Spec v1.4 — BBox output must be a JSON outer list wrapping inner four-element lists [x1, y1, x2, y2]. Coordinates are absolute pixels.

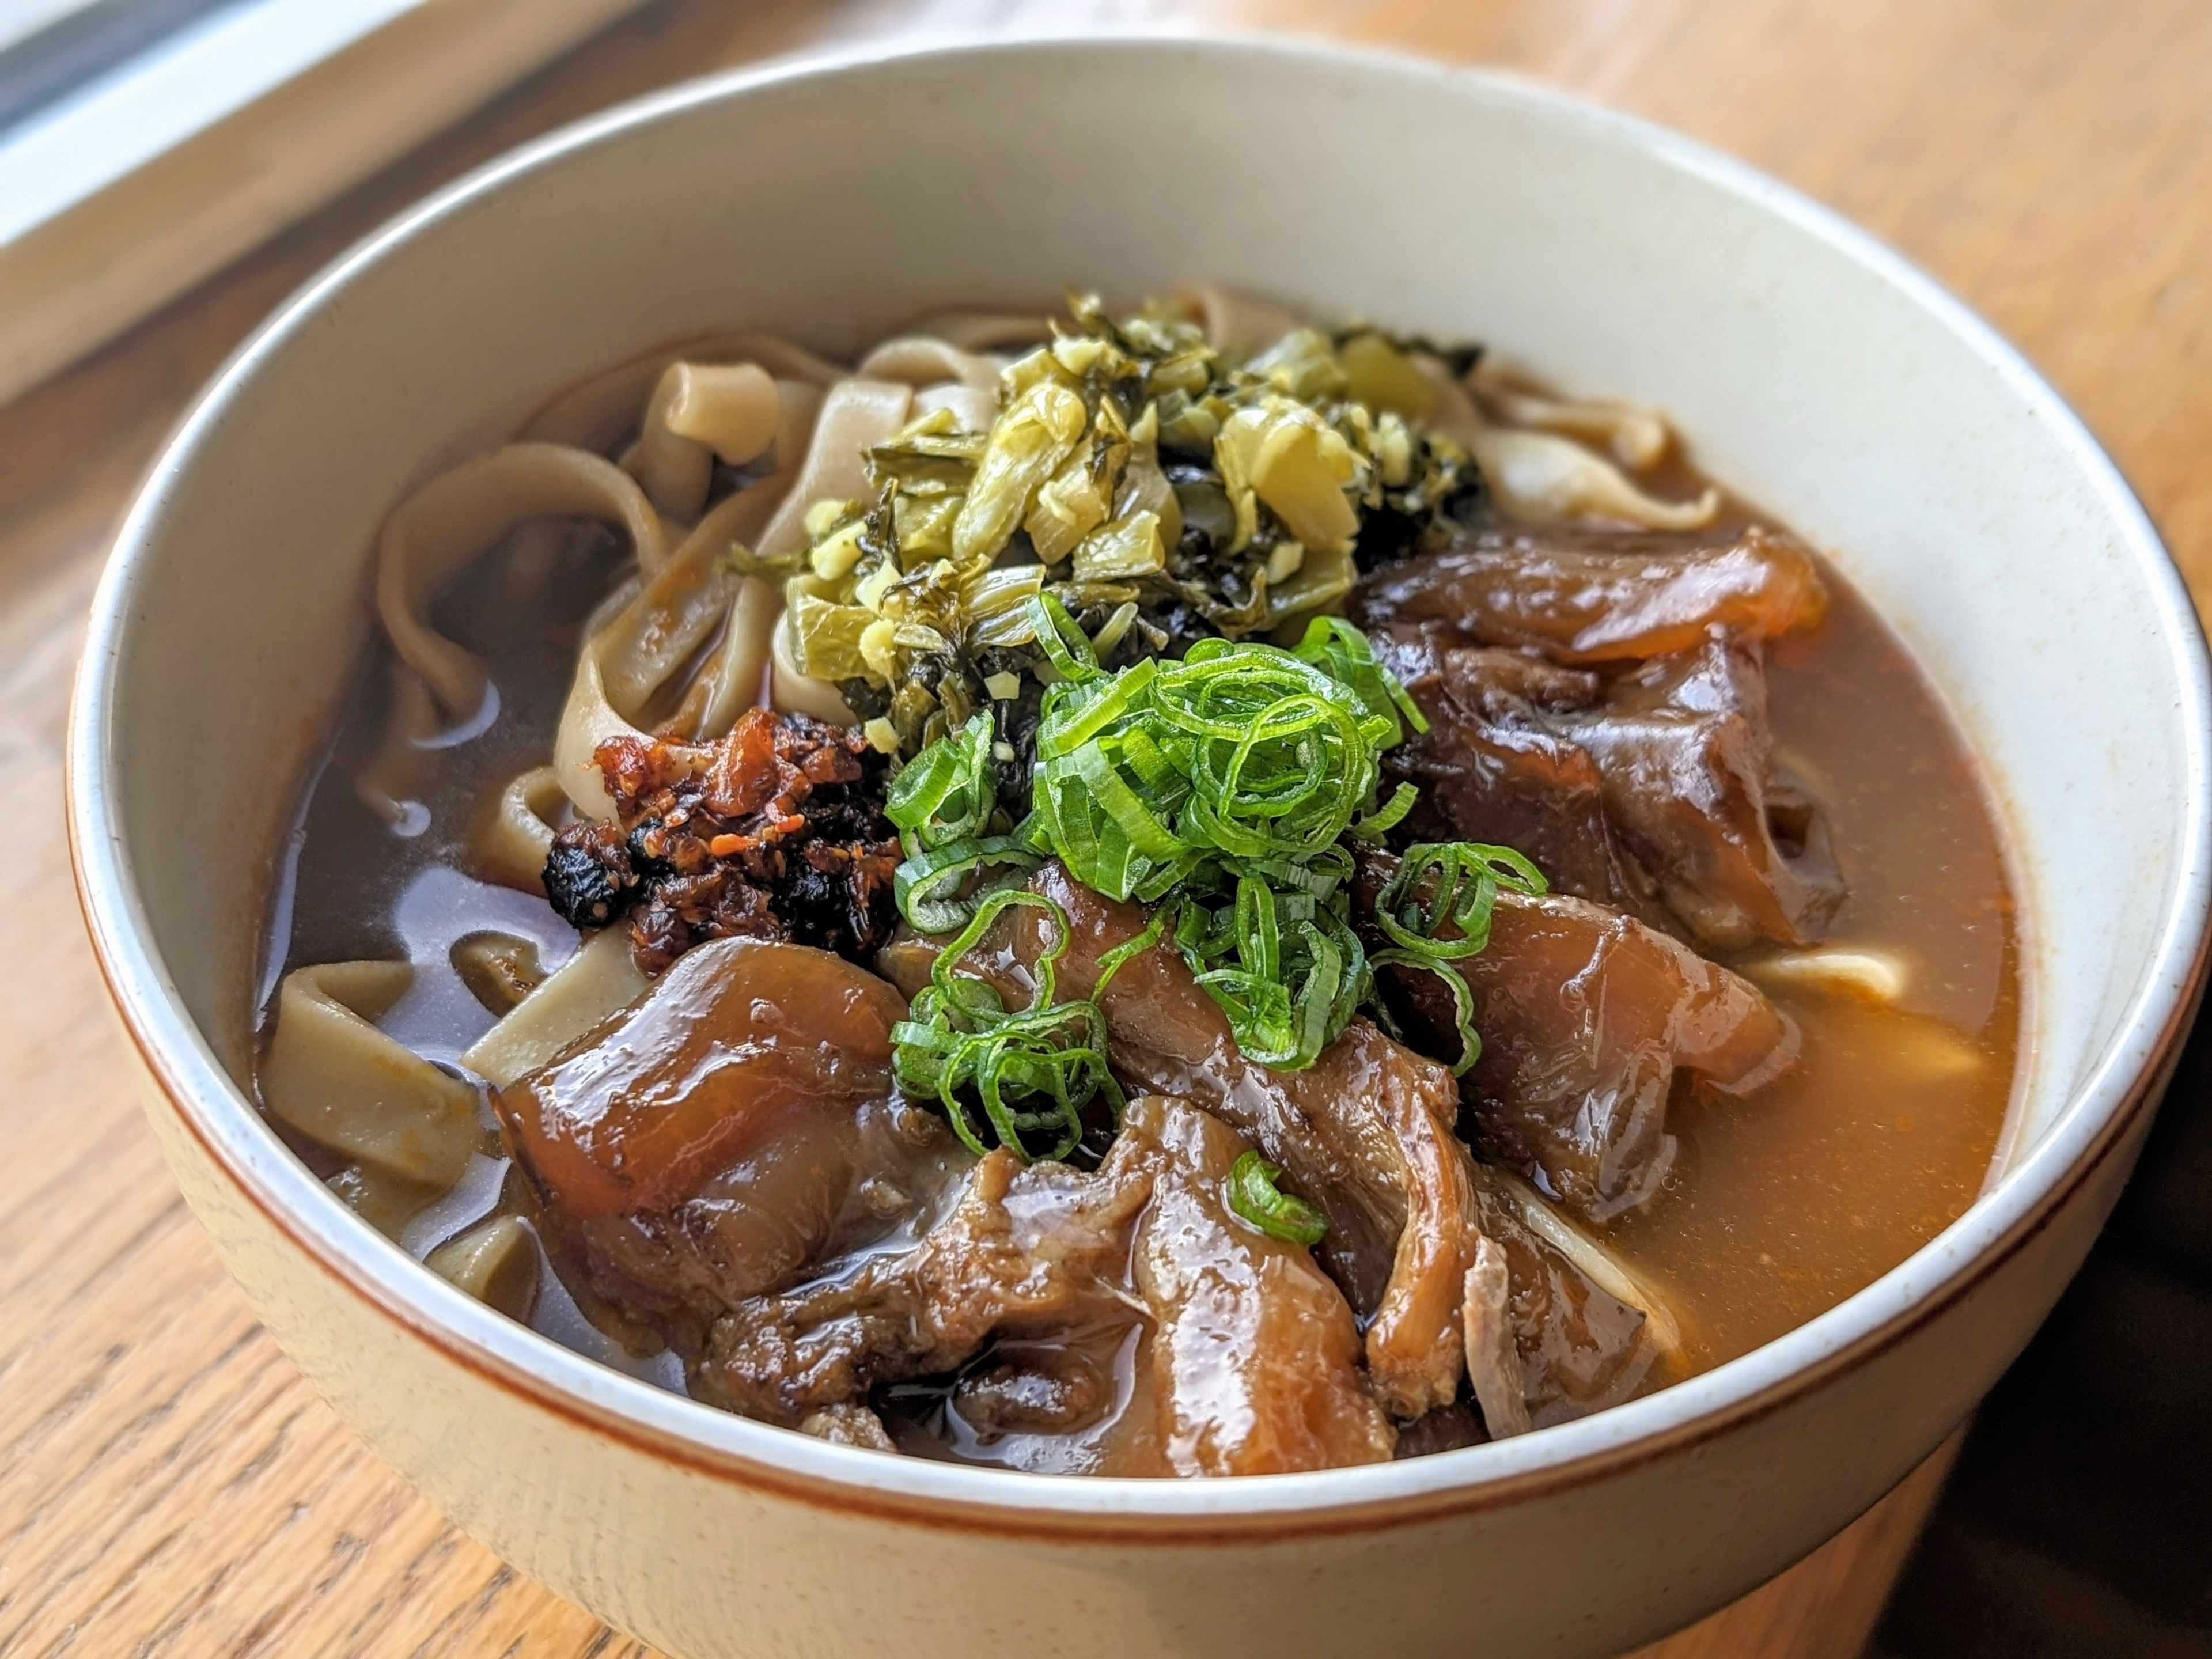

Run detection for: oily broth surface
[[1599, 571, 2017, 1372], [257, 511, 2019, 1445]]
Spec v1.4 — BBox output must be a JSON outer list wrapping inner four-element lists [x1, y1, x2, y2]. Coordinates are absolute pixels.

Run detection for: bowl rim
[[66, 31, 2212, 1535]]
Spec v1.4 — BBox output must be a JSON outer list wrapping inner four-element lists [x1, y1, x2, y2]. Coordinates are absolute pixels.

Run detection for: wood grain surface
[[3, 1, 2206, 1654]]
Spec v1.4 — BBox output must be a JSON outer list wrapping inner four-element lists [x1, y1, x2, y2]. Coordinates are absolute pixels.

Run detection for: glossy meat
[[888, 873, 1488, 1418], [700, 1135, 1156, 1427], [493, 938, 963, 1319], [703, 1094, 1392, 1474], [1347, 521, 1826, 664], [1471, 1171, 1668, 1426], [903, 864, 1486, 1418], [1374, 629, 1677, 933], [1358, 850, 1798, 1222], [1559, 639, 1844, 947], [1378, 627, 1844, 948], [1131, 1097, 1396, 1474]]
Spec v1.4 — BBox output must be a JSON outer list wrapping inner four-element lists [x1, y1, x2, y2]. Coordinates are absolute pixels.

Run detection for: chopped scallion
[[1225, 1151, 1328, 1245]]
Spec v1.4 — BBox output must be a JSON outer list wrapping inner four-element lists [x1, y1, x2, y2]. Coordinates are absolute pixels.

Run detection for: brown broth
[[1600, 573, 2017, 1371], [257, 488, 2018, 1450]]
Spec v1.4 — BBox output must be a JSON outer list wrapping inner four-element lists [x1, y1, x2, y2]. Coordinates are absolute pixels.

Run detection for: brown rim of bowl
[[62, 35, 2212, 1546]]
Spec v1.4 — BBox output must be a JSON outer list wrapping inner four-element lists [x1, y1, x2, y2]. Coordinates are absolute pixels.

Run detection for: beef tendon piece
[[885, 863, 1488, 1419], [1378, 628, 1844, 949], [491, 937, 964, 1322], [703, 1094, 1395, 1476], [1358, 850, 1798, 1224], [1346, 521, 1827, 664], [542, 706, 901, 975], [1131, 1096, 1396, 1475]]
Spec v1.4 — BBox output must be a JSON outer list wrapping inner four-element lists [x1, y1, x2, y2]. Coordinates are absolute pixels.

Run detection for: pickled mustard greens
[[778, 294, 1481, 774]]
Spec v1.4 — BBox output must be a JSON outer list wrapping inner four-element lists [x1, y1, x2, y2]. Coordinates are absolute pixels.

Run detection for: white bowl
[[68, 35, 2212, 1659]]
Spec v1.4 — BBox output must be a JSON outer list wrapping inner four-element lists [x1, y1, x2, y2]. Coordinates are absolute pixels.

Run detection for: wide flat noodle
[[893, 309, 1053, 352], [520, 330, 846, 454], [856, 337, 1003, 393], [377, 444, 669, 719], [754, 377, 914, 558], [475, 764, 565, 894], [263, 962, 480, 1189], [620, 361, 782, 522], [912, 382, 998, 431], [1173, 285, 1308, 356], [1469, 361, 1671, 471], [460, 928, 650, 1088], [1423, 361, 1717, 530], [550, 381, 828, 817], [1467, 425, 1719, 529]]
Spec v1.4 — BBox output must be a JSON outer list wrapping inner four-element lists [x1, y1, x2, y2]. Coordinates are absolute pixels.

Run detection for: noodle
[[377, 444, 666, 717]]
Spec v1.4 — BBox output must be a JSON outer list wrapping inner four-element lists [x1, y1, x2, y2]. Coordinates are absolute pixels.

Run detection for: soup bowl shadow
[[65, 35, 2212, 1659]]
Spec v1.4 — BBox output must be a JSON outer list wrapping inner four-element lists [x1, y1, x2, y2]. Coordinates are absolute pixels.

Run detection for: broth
[[252, 304, 2020, 1471], [262, 520, 2017, 1423]]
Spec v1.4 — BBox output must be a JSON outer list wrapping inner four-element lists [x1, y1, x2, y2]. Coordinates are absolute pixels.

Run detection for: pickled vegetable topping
[[778, 294, 1484, 777]]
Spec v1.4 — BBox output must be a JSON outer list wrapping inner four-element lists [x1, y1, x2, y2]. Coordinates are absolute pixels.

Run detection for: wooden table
[[3, 1, 2206, 1653]]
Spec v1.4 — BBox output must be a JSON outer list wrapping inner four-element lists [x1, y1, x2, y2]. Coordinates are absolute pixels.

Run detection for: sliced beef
[[1346, 521, 1827, 664], [1357, 849, 1798, 1223], [884, 863, 1486, 1418], [1131, 1096, 1395, 1474], [699, 1134, 1157, 1427], [491, 938, 965, 1321], [1470, 1169, 1671, 1427], [1377, 627, 1843, 948], [700, 1093, 1392, 1474], [1374, 628, 1677, 934], [1555, 639, 1844, 947]]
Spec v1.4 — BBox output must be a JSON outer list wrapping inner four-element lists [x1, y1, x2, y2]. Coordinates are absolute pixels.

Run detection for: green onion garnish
[[884, 711, 1043, 933], [889, 888, 1122, 1161], [882, 596, 1550, 1148], [1025, 593, 1397, 902], [1225, 1151, 1328, 1245], [1372, 841, 1548, 960], [885, 710, 997, 854], [1289, 615, 1429, 745], [1366, 842, 1546, 1075]]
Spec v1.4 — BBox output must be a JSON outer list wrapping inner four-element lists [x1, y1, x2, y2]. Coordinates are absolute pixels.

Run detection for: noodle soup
[[255, 292, 2016, 1474]]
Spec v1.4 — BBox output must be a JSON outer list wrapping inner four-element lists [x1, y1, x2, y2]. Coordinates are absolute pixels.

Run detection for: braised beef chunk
[[885, 863, 1487, 1419], [1377, 626, 1843, 949], [1131, 1097, 1395, 1474], [1356, 849, 1798, 1223], [542, 708, 900, 974], [699, 1138, 1157, 1428], [1471, 1169, 1671, 1426], [491, 938, 965, 1321], [1560, 640, 1844, 946], [953, 1344, 1119, 1438], [1346, 521, 1827, 664], [701, 1094, 1393, 1475], [1376, 628, 1678, 934]]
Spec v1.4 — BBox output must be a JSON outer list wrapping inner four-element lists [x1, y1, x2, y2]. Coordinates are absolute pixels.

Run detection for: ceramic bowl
[[67, 35, 2212, 1659]]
